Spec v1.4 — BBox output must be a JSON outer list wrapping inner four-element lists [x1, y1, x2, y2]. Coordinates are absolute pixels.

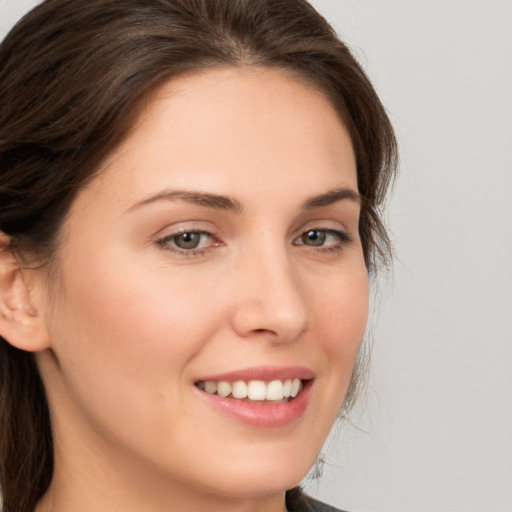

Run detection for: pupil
[[176, 232, 200, 249], [304, 230, 325, 246]]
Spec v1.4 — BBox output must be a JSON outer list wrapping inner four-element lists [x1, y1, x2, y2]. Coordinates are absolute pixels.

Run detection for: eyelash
[[156, 230, 219, 258], [156, 228, 352, 257], [293, 228, 352, 253]]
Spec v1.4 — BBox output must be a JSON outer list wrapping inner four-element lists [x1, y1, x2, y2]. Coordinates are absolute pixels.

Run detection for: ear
[[0, 233, 51, 352]]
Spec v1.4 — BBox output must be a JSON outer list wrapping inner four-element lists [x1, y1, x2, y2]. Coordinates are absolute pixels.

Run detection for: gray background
[[1, 1, 511, 511]]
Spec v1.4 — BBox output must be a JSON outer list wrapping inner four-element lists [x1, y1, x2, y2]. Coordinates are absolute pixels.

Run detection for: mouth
[[194, 378, 305, 403], [193, 369, 314, 427]]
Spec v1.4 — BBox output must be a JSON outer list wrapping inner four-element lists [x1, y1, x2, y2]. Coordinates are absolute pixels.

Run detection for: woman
[[0, 1, 397, 511]]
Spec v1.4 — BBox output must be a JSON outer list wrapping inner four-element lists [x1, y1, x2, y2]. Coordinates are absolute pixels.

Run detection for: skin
[[2, 67, 368, 512]]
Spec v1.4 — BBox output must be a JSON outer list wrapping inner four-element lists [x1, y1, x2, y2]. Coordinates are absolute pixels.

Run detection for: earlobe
[[0, 233, 51, 352]]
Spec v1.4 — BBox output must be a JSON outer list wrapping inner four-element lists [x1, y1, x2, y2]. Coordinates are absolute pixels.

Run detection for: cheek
[[52, 259, 219, 372], [46, 248, 226, 424], [309, 266, 369, 406], [43, 254, 231, 467], [314, 267, 369, 355]]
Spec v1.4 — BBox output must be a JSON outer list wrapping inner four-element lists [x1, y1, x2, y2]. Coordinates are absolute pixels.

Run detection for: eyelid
[[153, 219, 219, 243]]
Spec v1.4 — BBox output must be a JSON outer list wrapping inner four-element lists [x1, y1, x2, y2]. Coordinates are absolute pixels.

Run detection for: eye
[[157, 230, 215, 252], [295, 228, 350, 249]]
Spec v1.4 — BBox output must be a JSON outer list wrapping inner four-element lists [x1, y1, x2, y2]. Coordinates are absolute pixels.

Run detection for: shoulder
[[286, 488, 349, 512]]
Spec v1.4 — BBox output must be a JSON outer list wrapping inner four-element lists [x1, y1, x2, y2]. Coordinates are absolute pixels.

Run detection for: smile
[[195, 378, 303, 402], [194, 368, 314, 427]]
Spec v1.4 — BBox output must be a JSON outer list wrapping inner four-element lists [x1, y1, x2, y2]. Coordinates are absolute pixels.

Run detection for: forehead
[[79, 67, 357, 212]]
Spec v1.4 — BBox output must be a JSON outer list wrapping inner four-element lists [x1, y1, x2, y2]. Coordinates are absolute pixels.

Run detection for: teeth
[[232, 381, 248, 399], [290, 378, 301, 398], [217, 381, 231, 398], [204, 381, 217, 394], [248, 380, 267, 400], [199, 378, 304, 401], [266, 380, 284, 400], [283, 379, 292, 398]]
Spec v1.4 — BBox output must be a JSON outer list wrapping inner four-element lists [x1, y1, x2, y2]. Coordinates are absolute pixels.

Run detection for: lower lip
[[196, 380, 313, 428]]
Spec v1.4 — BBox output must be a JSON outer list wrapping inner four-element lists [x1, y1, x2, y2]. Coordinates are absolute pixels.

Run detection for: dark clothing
[[286, 488, 347, 512]]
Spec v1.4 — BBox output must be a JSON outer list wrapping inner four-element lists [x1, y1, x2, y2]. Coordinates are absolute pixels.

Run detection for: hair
[[0, 1, 397, 510]]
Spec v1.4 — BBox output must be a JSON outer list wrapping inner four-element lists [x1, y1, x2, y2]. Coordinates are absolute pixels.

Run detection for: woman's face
[[38, 67, 368, 505]]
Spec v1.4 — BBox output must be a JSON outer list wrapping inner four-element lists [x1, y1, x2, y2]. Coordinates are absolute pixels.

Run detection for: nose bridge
[[229, 240, 308, 341]]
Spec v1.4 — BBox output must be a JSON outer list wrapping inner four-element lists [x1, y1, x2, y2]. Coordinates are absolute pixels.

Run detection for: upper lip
[[195, 366, 315, 383]]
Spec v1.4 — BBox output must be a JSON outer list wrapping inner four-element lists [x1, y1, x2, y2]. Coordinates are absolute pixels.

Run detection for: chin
[[203, 466, 307, 500], [194, 441, 318, 499]]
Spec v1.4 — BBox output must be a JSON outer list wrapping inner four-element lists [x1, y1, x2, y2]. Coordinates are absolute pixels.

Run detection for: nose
[[228, 247, 308, 343]]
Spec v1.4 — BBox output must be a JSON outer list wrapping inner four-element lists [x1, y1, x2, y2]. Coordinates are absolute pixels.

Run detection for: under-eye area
[[195, 378, 311, 402]]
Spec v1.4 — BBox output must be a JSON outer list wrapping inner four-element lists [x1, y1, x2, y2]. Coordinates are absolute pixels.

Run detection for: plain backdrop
[[1, 1, 511, 511]]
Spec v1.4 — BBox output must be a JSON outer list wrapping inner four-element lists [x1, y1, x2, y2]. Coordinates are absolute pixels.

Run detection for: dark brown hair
[[0, 1, 397, 510]]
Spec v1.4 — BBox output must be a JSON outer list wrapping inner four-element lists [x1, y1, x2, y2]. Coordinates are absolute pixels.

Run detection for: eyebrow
[[303, 188, 361, 209], [127, 186, 360, 213], [127, 189, 243, 213]]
